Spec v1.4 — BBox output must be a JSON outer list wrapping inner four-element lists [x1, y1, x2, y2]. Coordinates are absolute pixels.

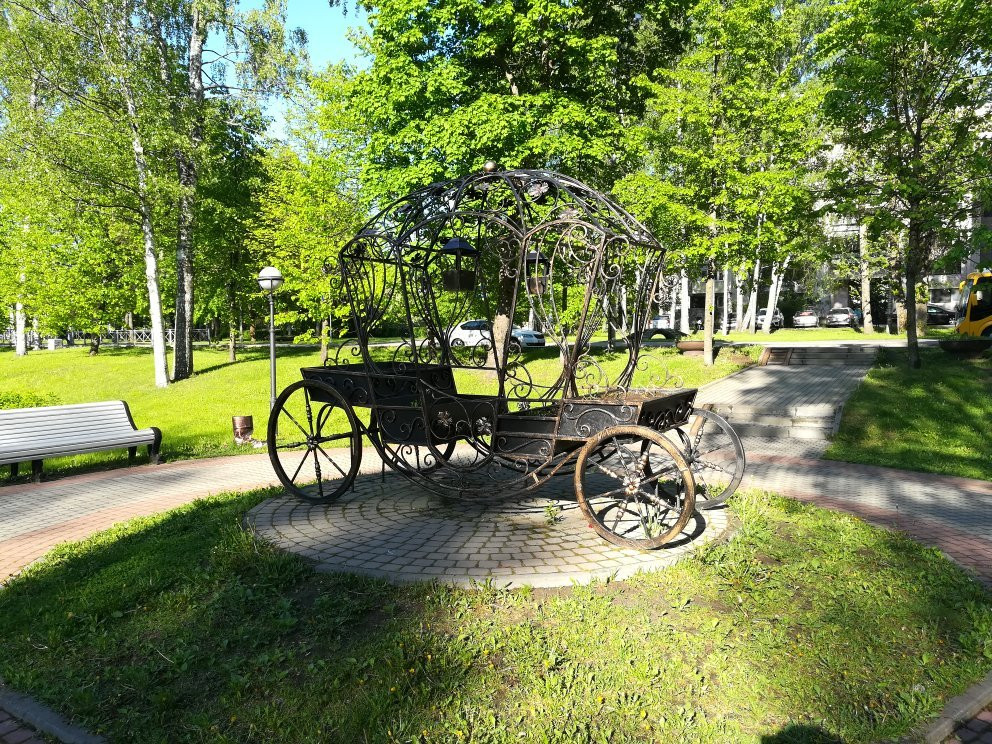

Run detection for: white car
[[792, 308, 820, 328], [757, 307, 784, 330], [448, 320, 545, 350], [643, 315, 676, 340]]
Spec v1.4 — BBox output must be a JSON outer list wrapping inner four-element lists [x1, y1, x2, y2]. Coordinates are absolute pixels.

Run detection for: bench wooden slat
[[0, 430, 156, 453], [0, 422, 149, 442]]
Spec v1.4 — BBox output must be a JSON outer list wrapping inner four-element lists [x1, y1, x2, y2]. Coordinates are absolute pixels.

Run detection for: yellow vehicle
[[956, 270, 992, 337]]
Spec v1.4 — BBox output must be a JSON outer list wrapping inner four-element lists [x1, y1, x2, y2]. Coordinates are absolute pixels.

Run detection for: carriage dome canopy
[[336, 168, 670, 398]]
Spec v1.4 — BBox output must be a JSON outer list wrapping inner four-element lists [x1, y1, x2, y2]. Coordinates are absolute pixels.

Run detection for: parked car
[[448, 320, 546, 350], [825, 307, 857, 327], [756, 307, 784, 330], [792, 308, 820, 329], [926, 304, 955, 325], [643, 315, 672, 340], [509, 326, 546, 349]]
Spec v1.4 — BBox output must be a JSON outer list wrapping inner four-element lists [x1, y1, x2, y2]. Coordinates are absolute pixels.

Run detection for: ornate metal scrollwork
[[312, 167, 693, 498]]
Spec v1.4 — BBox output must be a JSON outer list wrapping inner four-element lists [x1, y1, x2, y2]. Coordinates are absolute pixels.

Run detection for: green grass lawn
[[0, 344, 759, 477], [825, 347, 992, 481], [1, 488, 990, 742]]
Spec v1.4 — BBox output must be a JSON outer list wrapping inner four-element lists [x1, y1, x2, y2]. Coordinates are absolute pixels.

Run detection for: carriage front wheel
[[575, 425, 696, 550], [267, 379, 362, 503]]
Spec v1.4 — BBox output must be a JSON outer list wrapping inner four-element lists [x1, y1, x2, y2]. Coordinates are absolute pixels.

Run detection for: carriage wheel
[[575, 425, 695, 550], [671, 408, 745, 509], [267, 379, 362, 503]]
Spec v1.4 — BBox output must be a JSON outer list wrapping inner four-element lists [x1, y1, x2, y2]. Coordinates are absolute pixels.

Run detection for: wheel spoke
[[304, 388, 315, 432], [588, 457, 626, 482], [609, 492, 637, 532], [314, 432, 353, 444], [695, 458, 733, 476], [591, 484, 629, 501], [313, 455, 325, 499], [288, 448, 313, 484], [279, 406, 310, 439], [276, 439, 309, 450], [611, 436, 636, 477], [314, 443, 348, 478]]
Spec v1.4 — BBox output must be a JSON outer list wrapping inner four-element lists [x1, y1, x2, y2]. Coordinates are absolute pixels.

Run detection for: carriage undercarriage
[[268, 362, 744, 550]]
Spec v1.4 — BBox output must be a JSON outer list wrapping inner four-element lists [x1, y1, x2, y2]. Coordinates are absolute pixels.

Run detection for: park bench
[[0, 401, 161, 482]]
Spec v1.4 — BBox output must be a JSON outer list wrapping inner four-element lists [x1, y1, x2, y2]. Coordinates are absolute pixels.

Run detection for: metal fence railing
[[1, 328, 212, 347]]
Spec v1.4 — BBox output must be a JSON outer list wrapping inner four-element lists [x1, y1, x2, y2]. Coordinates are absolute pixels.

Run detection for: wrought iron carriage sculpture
[[266, 167, 744, 550]]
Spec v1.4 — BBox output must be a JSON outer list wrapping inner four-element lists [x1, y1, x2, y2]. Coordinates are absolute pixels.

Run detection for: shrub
[[0, 391, 61, 410]]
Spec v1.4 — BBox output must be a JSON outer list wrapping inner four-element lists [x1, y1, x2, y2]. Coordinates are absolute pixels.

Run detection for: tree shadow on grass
[[0, 490, 481, 742]]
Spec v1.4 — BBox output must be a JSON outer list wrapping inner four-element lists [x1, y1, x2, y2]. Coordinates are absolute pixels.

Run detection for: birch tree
[[1, 0, 173, 384]]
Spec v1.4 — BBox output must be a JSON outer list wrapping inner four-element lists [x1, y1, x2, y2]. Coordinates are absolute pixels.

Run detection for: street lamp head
[[257, 266, 284, 293]]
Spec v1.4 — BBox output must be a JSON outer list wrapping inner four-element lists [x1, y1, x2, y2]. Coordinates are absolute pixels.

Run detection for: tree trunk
[[319, 319, 329, 365], [905, 224, 923, 368], [770, 256, 790, 328], [226, 280, 238, 362], [89, 336, 101, 355], [679, 272, 691, 334], [859, 223, 874, 334], [490, 273, 516, 372], [735, 271, 744, 333], [761, 260, 786, 334], [669, 278, 678, 329], [228, 322, 237, 363], [171, 6, 206, 382], [14, 301, 27, 356], [721, 267, 730, 336], [110, 9, 168, 387], [743, 259, 761, 333], [703, 270, 715, 366]]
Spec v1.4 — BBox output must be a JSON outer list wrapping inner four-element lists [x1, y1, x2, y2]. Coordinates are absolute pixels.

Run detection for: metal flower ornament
[[266, 167, 745, 550]]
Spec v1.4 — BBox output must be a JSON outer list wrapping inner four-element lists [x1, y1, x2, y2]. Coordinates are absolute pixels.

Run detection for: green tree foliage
[[0, 0, 301, 383], [334, 0, 689, 201], [819, 0, 992, 366], [616, 0, 823, 358], [251, 71, 366, 355]]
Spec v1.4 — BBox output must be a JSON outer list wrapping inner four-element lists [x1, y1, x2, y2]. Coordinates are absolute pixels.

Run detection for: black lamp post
[[257, 266, 284, 409]]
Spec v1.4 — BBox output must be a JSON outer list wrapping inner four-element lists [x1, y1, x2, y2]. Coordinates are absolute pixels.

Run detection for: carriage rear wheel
[[267, 379, 362, 503], [671, 408, 744, 509], [575, 425, 696, 550]]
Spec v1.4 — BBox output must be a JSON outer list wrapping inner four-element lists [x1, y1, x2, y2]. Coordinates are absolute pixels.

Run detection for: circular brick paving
[[247, 471, 736, 588]]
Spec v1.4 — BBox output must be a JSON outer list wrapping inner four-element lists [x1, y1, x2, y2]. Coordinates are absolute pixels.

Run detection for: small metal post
[[268, 291, 277, 410]]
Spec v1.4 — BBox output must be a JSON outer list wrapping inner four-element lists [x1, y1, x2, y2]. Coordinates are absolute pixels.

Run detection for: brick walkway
[[247, 471, 733, 588], [0, 709, 42, 744], [947, 710, 992, 744]]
